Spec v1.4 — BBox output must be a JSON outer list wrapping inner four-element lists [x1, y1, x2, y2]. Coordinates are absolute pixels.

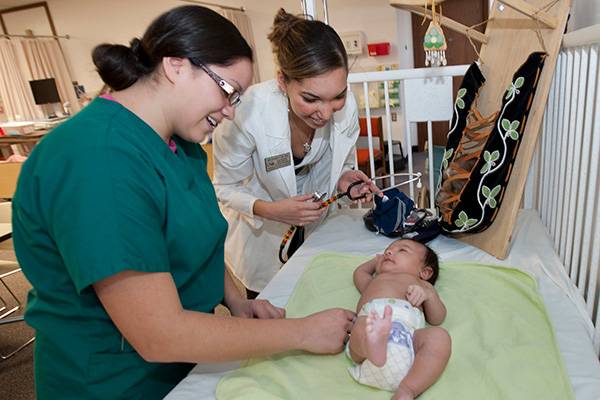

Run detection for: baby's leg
[[392, 326, 451, 400], [348, 305, 392, 367]]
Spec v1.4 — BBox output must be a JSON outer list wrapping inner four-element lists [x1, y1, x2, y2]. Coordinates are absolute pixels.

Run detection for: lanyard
[[278, 182, 365, 264]]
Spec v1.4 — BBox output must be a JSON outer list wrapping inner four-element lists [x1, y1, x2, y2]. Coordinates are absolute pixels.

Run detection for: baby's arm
[[353, 255, 380, 293], [406, 282, 446, 325]]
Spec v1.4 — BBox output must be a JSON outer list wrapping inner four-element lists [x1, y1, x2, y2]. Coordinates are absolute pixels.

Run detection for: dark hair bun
[[269, 8, 303, 46], [92, 43, 146, 91], [267, 8, 347, 81], [129, 38, 153, 68]]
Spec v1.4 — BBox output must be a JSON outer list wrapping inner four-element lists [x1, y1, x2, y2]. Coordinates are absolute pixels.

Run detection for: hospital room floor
[[0, 246, 34, 400]]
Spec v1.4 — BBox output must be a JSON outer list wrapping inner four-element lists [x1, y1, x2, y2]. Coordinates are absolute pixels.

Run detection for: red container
[[368, 42, 390, 56]]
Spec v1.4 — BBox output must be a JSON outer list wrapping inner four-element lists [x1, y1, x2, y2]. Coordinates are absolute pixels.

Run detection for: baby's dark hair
[[402, 238, 440, 285], [423, 243, 440, 285]]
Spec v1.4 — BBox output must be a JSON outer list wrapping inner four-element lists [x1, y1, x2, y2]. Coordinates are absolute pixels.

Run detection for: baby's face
[[377, 240, 427, 277]]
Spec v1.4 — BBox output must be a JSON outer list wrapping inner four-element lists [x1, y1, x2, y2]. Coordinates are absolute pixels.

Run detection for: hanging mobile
[[423, 0, 447, 67]]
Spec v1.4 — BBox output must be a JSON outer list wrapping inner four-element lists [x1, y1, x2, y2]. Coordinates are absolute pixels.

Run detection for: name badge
[[264, 152, 292, 172]]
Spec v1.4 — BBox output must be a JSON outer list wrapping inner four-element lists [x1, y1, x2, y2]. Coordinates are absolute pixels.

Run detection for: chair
[[0, 262, 21, 320], [0, 201, 34, 360], [356, 116, 386, 177]]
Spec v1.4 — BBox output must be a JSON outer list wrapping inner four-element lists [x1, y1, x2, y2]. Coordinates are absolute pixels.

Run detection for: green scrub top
[[12, 98, 227, 399]]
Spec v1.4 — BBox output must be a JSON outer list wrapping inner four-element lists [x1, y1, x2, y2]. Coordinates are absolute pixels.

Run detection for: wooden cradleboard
[[390, 0, 572, 258]]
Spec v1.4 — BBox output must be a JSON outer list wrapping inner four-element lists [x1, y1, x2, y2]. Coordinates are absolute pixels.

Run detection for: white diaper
[[347, 298, 425, 391]]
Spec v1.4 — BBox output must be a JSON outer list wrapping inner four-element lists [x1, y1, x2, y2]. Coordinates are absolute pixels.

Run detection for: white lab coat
[[213, 79, 359, 291]]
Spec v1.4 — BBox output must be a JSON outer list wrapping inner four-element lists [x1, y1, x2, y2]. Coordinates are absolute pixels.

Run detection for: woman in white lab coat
[[213, 9, 376, 297]]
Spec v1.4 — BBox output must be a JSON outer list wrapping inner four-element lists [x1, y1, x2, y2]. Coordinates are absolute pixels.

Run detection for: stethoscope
[[278, 181, 370, 264], [277, 172, 423, 264]]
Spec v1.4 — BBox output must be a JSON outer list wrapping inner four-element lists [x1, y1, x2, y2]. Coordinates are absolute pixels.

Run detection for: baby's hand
[[406, 284, 428, 307]]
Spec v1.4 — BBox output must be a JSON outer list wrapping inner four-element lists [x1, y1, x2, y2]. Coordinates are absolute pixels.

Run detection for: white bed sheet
[[166, 209, 600, 400]]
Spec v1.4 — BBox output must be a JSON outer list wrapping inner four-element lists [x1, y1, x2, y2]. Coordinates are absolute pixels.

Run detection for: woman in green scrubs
[[12, 6, 355, 399]]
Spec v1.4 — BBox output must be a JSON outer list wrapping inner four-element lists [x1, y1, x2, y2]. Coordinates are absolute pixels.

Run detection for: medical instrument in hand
[[278, 191, 327, 264], [278, 181, 373, 264], [279, 173, 423, 263], [316, 180, 372, 208]]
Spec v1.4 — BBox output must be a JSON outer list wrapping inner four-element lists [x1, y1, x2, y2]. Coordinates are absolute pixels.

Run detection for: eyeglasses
[[199, 64, 241, 107]]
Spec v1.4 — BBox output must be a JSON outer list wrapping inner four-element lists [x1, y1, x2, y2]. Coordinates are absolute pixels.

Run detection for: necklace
[[289, 115, 315, 154], [303, 142, 312, 154]]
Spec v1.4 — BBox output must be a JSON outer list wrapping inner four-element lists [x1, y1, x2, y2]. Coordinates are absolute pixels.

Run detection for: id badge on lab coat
[[264, 153, 291, 172]]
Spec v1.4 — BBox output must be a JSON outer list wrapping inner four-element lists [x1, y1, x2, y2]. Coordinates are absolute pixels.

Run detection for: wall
[[321, 0, 414, 144], [2, 0, 296, 93], [569, 0, 600, 31], [3, 5, 52, 34], [3, 0, 409, 94], [1, 0, 412, 142]]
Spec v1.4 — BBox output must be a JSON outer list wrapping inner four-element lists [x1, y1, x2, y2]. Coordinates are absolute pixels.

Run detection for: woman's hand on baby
[[337, 170, 381, 204], [406, 284, 429, 307], [229, 298, 286, 319], [300, 308, 356, 354], [256, 195, 326, 226]]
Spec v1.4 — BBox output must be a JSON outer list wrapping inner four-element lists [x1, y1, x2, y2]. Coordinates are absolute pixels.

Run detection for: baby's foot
[[365, 305, 392, 367], [392, 383, 416, 400]]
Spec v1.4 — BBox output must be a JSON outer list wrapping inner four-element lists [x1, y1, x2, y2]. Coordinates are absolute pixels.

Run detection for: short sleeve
[[49, 136, 169, 294]]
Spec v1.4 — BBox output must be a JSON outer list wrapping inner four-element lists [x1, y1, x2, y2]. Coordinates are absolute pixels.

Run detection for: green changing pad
[[217, 253, 574, 400]]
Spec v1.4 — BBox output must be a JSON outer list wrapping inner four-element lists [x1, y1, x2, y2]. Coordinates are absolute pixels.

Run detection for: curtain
[[221, 9, 261, 84], [0, 39, 43, 121], [14, 38, 81, 113]]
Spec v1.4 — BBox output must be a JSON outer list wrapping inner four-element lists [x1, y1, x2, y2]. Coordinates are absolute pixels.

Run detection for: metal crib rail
[[525, 24, 600, 355], [347, 64, 469, 208]]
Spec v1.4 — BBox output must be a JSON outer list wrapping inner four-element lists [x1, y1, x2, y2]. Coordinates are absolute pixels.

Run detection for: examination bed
[[165, 208, 600, 400]]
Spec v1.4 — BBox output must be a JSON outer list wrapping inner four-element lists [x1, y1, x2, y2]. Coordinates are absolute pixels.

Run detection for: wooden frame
[[391, 0, 572, 258], [398, 4, 489, 44], [500, 0, 557, 29], [0, 2, 57, 36]]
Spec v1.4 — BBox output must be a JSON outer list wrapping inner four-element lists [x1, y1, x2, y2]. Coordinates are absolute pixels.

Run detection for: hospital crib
[[348, 24, 600, 356]]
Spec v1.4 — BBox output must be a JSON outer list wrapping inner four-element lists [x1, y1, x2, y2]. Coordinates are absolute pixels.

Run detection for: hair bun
[[129, 38, 151, 66], [268, 8, 303, 46], [273, 8, 299, 27], [267, 7, 347, 81], [92, 43, 143, 91]]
